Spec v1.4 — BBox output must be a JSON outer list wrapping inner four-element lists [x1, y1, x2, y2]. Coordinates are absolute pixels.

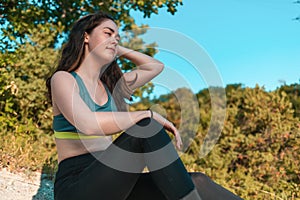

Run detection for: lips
[[106, 47, 115, 53]]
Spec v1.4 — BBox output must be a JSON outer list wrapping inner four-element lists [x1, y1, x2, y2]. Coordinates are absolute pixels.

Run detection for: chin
[[91, 53, 115, 66], [103, 55, 115, 64]]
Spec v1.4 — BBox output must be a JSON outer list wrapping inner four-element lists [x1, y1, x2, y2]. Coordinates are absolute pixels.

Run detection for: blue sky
[[130, 0, 300, 96]]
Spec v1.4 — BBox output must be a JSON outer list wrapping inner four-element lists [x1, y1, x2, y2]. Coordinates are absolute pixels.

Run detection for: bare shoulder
[[51, 71, 78, 115], [51, 71, 74, 83], [51, 71, 80, 98], [51, 71, 78, 88]]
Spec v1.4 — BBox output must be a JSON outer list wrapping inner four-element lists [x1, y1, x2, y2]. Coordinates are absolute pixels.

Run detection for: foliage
[[277, 82, 300, 118], [1, 0, 183, 45], [213, 85, 300, 199], [1, 1, 300, 199], [0, 21, 59, 174], [0, 0, 183, 174], [130, 84, 300, 199], [0, 0, 183, 99]]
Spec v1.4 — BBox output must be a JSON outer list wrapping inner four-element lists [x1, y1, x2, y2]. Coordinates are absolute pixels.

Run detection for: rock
[[0, 168, 54, 200]]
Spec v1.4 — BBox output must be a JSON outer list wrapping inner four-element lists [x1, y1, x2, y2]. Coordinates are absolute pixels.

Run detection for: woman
[[46, 12, 242, 200]]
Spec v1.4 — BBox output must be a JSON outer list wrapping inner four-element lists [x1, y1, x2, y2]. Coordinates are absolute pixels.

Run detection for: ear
[[84, 32, 89, 43]]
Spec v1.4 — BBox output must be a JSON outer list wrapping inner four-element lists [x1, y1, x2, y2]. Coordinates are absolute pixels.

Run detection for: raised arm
[[118, 46, 164, 91]]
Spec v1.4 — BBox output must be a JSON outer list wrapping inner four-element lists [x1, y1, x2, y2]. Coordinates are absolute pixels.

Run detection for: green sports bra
[[53, 71, 117, 139]]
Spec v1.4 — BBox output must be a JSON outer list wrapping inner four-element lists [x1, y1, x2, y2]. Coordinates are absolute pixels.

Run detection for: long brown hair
[[46, 12, 132, 111]]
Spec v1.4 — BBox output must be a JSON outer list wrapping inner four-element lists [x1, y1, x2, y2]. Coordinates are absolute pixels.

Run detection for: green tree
[[1, 0, 183, 98], [193, 85, 300, 199], [277, 82, 300, 118], [0, 22, 59, 172], [1, 0, 183, 47], [131, 85, 300, 199], [0, 0, 183, 172]]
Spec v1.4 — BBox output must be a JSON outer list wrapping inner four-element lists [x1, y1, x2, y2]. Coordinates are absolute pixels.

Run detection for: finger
[[175, 131, 182, 150], [177, 136, 182, 149], [176, 139, 182, 150], [168, 122, 177, 134]]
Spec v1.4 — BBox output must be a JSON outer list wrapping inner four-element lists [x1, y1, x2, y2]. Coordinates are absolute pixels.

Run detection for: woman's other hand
[[152, 111, 183, 150]]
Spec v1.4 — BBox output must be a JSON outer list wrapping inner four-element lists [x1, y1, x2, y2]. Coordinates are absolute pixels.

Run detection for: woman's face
[[84, 19, 120, 64]]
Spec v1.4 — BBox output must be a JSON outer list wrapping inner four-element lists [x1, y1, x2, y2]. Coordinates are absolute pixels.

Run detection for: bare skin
[[51, 19, 182, 162]]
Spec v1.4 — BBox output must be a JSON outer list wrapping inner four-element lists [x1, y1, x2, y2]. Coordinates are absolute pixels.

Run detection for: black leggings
[[54, 118, 196, 200]]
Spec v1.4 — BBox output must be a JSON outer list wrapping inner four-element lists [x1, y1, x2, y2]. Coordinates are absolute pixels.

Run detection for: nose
[[111, 37, 118, 45]]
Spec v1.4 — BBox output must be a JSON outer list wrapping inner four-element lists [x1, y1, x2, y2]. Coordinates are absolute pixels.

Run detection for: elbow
[[75, 120, 106, 136], [156, 62, 164, 74], [81, 128, 106, 136], [73, 112, 116, 136]]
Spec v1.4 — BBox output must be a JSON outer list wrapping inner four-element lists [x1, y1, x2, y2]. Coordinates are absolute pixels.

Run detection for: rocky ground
[[0, 168, 54, 200]]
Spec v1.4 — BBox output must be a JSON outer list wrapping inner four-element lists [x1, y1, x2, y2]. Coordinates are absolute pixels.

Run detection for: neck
[[75, 66, 100, 84], [77, 49, 111, 83]]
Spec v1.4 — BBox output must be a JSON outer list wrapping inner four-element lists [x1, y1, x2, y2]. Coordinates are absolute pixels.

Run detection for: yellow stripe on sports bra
[[54, 131, 102, 140]]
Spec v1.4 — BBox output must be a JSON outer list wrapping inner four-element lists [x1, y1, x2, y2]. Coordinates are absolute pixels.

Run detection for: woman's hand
[[152, 111, 183, 150], [116, 45, 127, 57]]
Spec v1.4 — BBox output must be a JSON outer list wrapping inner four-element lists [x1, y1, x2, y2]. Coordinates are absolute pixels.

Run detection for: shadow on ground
[[32, 164, 55, 200]]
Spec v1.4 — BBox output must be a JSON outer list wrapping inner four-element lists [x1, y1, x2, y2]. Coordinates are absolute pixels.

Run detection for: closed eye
[[105, 32, 112, 36]]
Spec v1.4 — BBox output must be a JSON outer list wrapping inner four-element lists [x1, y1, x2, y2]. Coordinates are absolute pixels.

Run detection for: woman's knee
[[136, 117, 152, 127], [125, 117, 171, 152], [190, 172, 210, 186], [130, 117, 165, 138]]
